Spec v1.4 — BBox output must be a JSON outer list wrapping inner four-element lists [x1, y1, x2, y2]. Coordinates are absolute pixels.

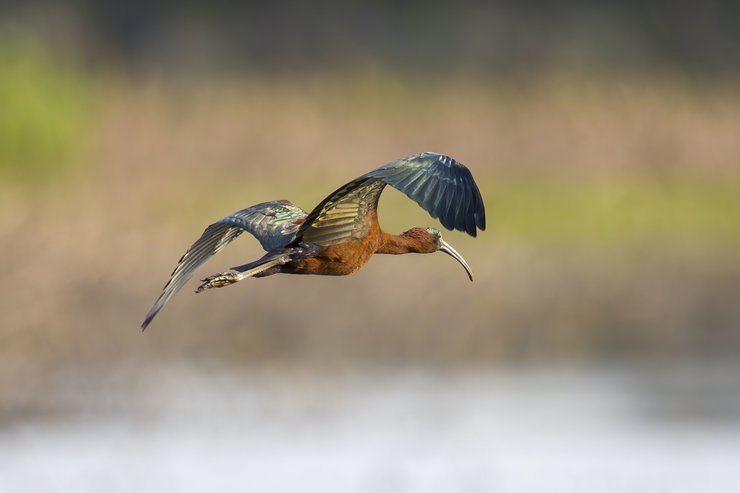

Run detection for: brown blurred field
[[2, 71, 740, 418], [3, 4, 740, 490]]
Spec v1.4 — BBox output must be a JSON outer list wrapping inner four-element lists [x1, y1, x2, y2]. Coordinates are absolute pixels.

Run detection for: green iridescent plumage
[[142, 152, 486, 331], [141, 200, 307, 329], [299, 152, 486, 244], [364, 152, 486, 236]]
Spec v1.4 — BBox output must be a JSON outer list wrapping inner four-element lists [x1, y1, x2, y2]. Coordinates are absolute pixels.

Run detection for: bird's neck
[[377, 228, 436, 254]]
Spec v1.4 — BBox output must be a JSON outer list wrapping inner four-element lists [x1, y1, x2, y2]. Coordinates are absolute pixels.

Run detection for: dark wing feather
[[226, 200, 308, 251], [142, 200, 306, 330], [364, 152, 485, 236], [297, 152, 485, 246]]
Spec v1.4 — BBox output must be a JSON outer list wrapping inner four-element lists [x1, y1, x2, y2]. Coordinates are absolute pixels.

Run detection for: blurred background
[[1, 1, 739, 491]]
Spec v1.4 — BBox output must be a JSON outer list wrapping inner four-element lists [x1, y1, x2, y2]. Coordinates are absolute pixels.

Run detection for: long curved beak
[[439, 239, 474, 282]]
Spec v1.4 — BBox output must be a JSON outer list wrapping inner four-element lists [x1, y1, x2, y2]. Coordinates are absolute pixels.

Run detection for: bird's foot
[[196, 271, 239, 293]]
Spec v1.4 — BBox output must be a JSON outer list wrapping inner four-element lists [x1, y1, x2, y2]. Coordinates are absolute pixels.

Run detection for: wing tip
[[141, 301, 164, 331], [475, 213, 486, 232]]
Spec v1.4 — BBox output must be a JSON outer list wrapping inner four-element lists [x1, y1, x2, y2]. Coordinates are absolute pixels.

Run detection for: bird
[[142, 152, 485, 330]]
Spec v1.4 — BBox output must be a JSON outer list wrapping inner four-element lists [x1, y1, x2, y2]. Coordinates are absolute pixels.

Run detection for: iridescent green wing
[[225, 200, 308, 251], [365, 152, 486, 236], [142, 200, 306, 330], [299, 179, 386, 246], [298, 152, 485, 246]]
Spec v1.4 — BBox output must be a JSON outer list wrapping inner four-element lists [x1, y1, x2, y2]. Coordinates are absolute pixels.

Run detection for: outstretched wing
[[298, 152, 485, 246], [142, 200, 306, 330], [365, 152, 486, 235]]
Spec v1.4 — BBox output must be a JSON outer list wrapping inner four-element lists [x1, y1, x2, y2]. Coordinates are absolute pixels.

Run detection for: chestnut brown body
[[287, 211, 438, 276]]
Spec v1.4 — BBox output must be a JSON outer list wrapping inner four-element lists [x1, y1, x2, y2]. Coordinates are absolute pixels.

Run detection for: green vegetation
[[0, 34, 97, 183], [482, 178, 740, 248]]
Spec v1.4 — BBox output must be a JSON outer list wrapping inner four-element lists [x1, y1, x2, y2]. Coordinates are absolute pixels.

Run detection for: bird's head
[[403, 227, 474, 281]]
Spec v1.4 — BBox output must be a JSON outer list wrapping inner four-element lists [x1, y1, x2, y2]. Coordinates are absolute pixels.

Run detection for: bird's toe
[[195, 271, 238, 293]]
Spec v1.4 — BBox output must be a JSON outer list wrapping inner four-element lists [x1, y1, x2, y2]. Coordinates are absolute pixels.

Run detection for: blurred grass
[[0, 32, 97, 183], [1, 68, 740, 417], [482, 177, 740, 248]]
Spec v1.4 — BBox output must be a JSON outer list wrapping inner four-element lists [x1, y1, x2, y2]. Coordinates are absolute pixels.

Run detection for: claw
[[195, 271, 238, 293]]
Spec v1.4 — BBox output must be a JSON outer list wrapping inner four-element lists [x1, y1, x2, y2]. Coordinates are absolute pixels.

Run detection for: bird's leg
[[195, 255, 291, 293]]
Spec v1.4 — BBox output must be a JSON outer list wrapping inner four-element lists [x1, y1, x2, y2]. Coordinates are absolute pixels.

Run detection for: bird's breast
[[288, 236, 379, 276]]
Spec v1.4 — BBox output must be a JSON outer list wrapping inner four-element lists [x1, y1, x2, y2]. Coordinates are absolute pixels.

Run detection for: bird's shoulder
[[298, 179, 386, 246]]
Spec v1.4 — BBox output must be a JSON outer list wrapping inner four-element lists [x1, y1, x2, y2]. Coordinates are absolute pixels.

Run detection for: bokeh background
[[1, 2, 739, 491]]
